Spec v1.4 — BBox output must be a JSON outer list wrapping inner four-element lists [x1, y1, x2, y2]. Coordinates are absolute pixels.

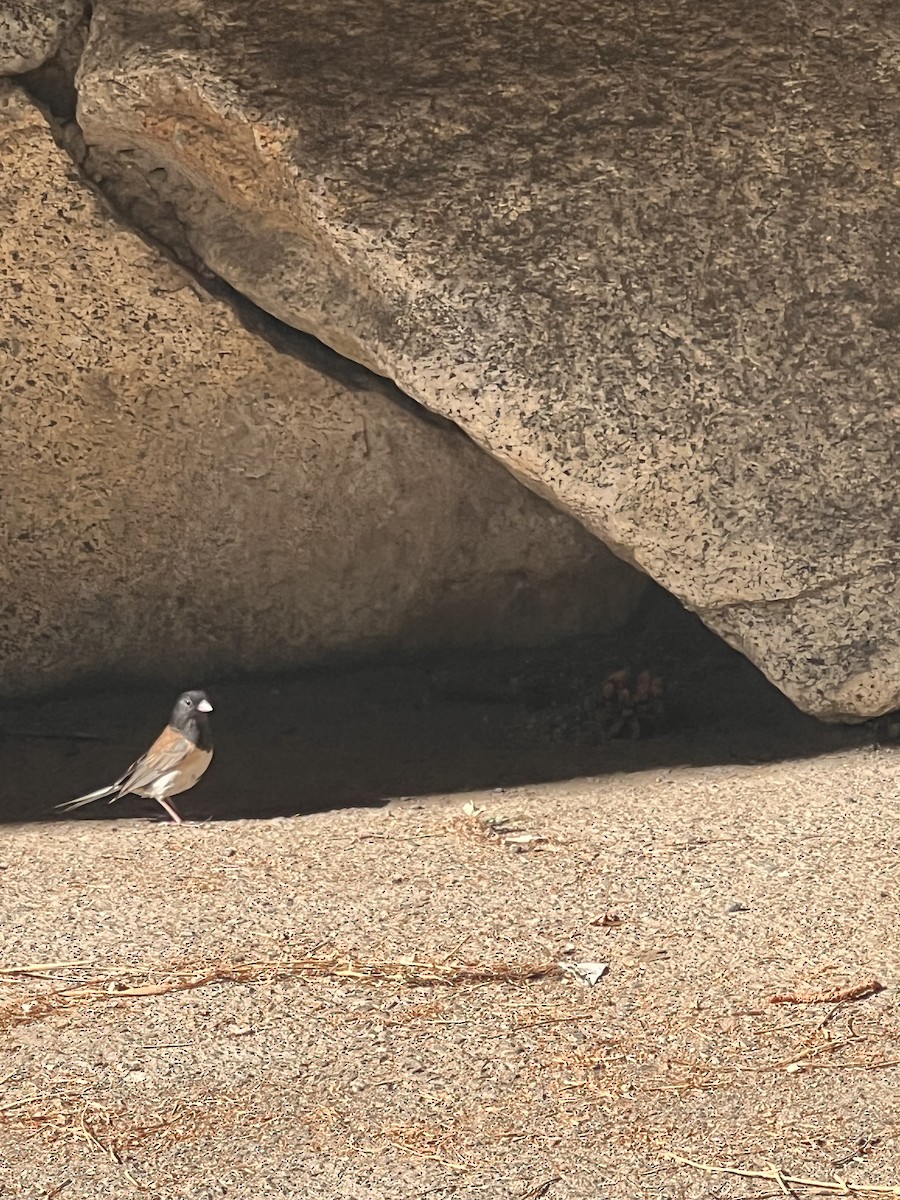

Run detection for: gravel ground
[[3, 753, 900, 1199], [3, 598, 900, 1198]]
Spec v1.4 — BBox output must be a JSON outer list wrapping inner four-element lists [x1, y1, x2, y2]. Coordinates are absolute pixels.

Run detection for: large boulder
[[0, 82, 643, 697], [70, 0, 900, 720], [0, 0, 82, 74]]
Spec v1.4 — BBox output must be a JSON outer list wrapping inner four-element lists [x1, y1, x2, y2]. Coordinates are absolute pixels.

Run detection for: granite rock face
[[0, 83, 643, 697], [71, 0, 900, 719], [0, 0, 82, 74]]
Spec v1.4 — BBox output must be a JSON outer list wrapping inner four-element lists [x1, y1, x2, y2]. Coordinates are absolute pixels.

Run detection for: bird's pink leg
[[155, 797, 184, 824]]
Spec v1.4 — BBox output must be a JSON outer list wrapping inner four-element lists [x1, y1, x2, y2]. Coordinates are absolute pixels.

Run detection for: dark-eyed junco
[[56, 690, 214, 824]]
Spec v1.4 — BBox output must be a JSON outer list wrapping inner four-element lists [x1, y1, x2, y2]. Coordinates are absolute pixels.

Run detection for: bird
[[56, 690, 214, 824]]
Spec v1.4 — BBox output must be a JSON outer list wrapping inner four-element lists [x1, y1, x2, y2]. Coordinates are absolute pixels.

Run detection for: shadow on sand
[[0, 588, 886, 824]]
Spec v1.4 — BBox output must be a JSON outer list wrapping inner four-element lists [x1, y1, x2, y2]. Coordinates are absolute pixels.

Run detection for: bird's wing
[[116, 728, 195, 796], [56, 726, 197, 813]]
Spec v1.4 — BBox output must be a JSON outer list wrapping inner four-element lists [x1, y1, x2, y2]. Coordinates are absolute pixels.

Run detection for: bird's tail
[[56, 783, 118, 813]]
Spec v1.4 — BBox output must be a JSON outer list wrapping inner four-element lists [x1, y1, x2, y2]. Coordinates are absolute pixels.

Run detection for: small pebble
[[726, 901, 750, 913]]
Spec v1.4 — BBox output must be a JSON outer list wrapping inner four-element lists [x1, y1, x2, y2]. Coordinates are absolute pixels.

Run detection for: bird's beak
[[198, 699, 213, 713]]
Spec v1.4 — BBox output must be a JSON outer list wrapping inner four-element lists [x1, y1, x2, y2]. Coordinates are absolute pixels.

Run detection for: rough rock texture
[[72, 0, 900, 720], [0, 82, 644, 698], [0, 0, 82, 74]]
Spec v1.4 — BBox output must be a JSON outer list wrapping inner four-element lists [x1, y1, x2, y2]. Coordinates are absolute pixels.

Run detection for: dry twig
[[769, 978, 884, 1005], [0, 960, 91, 978], [667, 1151, 900, 1195], [0, 952, 563, 1030], [519, 1178, 561, 1199]]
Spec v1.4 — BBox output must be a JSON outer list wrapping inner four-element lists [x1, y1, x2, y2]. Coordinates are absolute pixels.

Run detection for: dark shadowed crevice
[[1, 584, 886, 826]]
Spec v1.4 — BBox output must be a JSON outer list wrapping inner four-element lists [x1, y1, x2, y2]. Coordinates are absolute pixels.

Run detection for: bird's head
[[171, 690, 214, 730]]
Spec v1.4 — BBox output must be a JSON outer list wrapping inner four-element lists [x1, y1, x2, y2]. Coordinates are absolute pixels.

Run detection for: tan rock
[[73, 0, 900, 719], [0, 0, 82, 74], [0, 83, 643, 697]]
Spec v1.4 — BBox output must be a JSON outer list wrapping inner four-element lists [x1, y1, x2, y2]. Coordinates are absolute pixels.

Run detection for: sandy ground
[[3, 595, 900, 1198]]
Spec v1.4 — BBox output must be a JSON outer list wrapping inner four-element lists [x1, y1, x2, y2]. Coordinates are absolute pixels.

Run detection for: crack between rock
[[16, 36, 640, 562], [693, 567, 886, 617], [15, 38, 471, 444], [15, 48, 878, 641]]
